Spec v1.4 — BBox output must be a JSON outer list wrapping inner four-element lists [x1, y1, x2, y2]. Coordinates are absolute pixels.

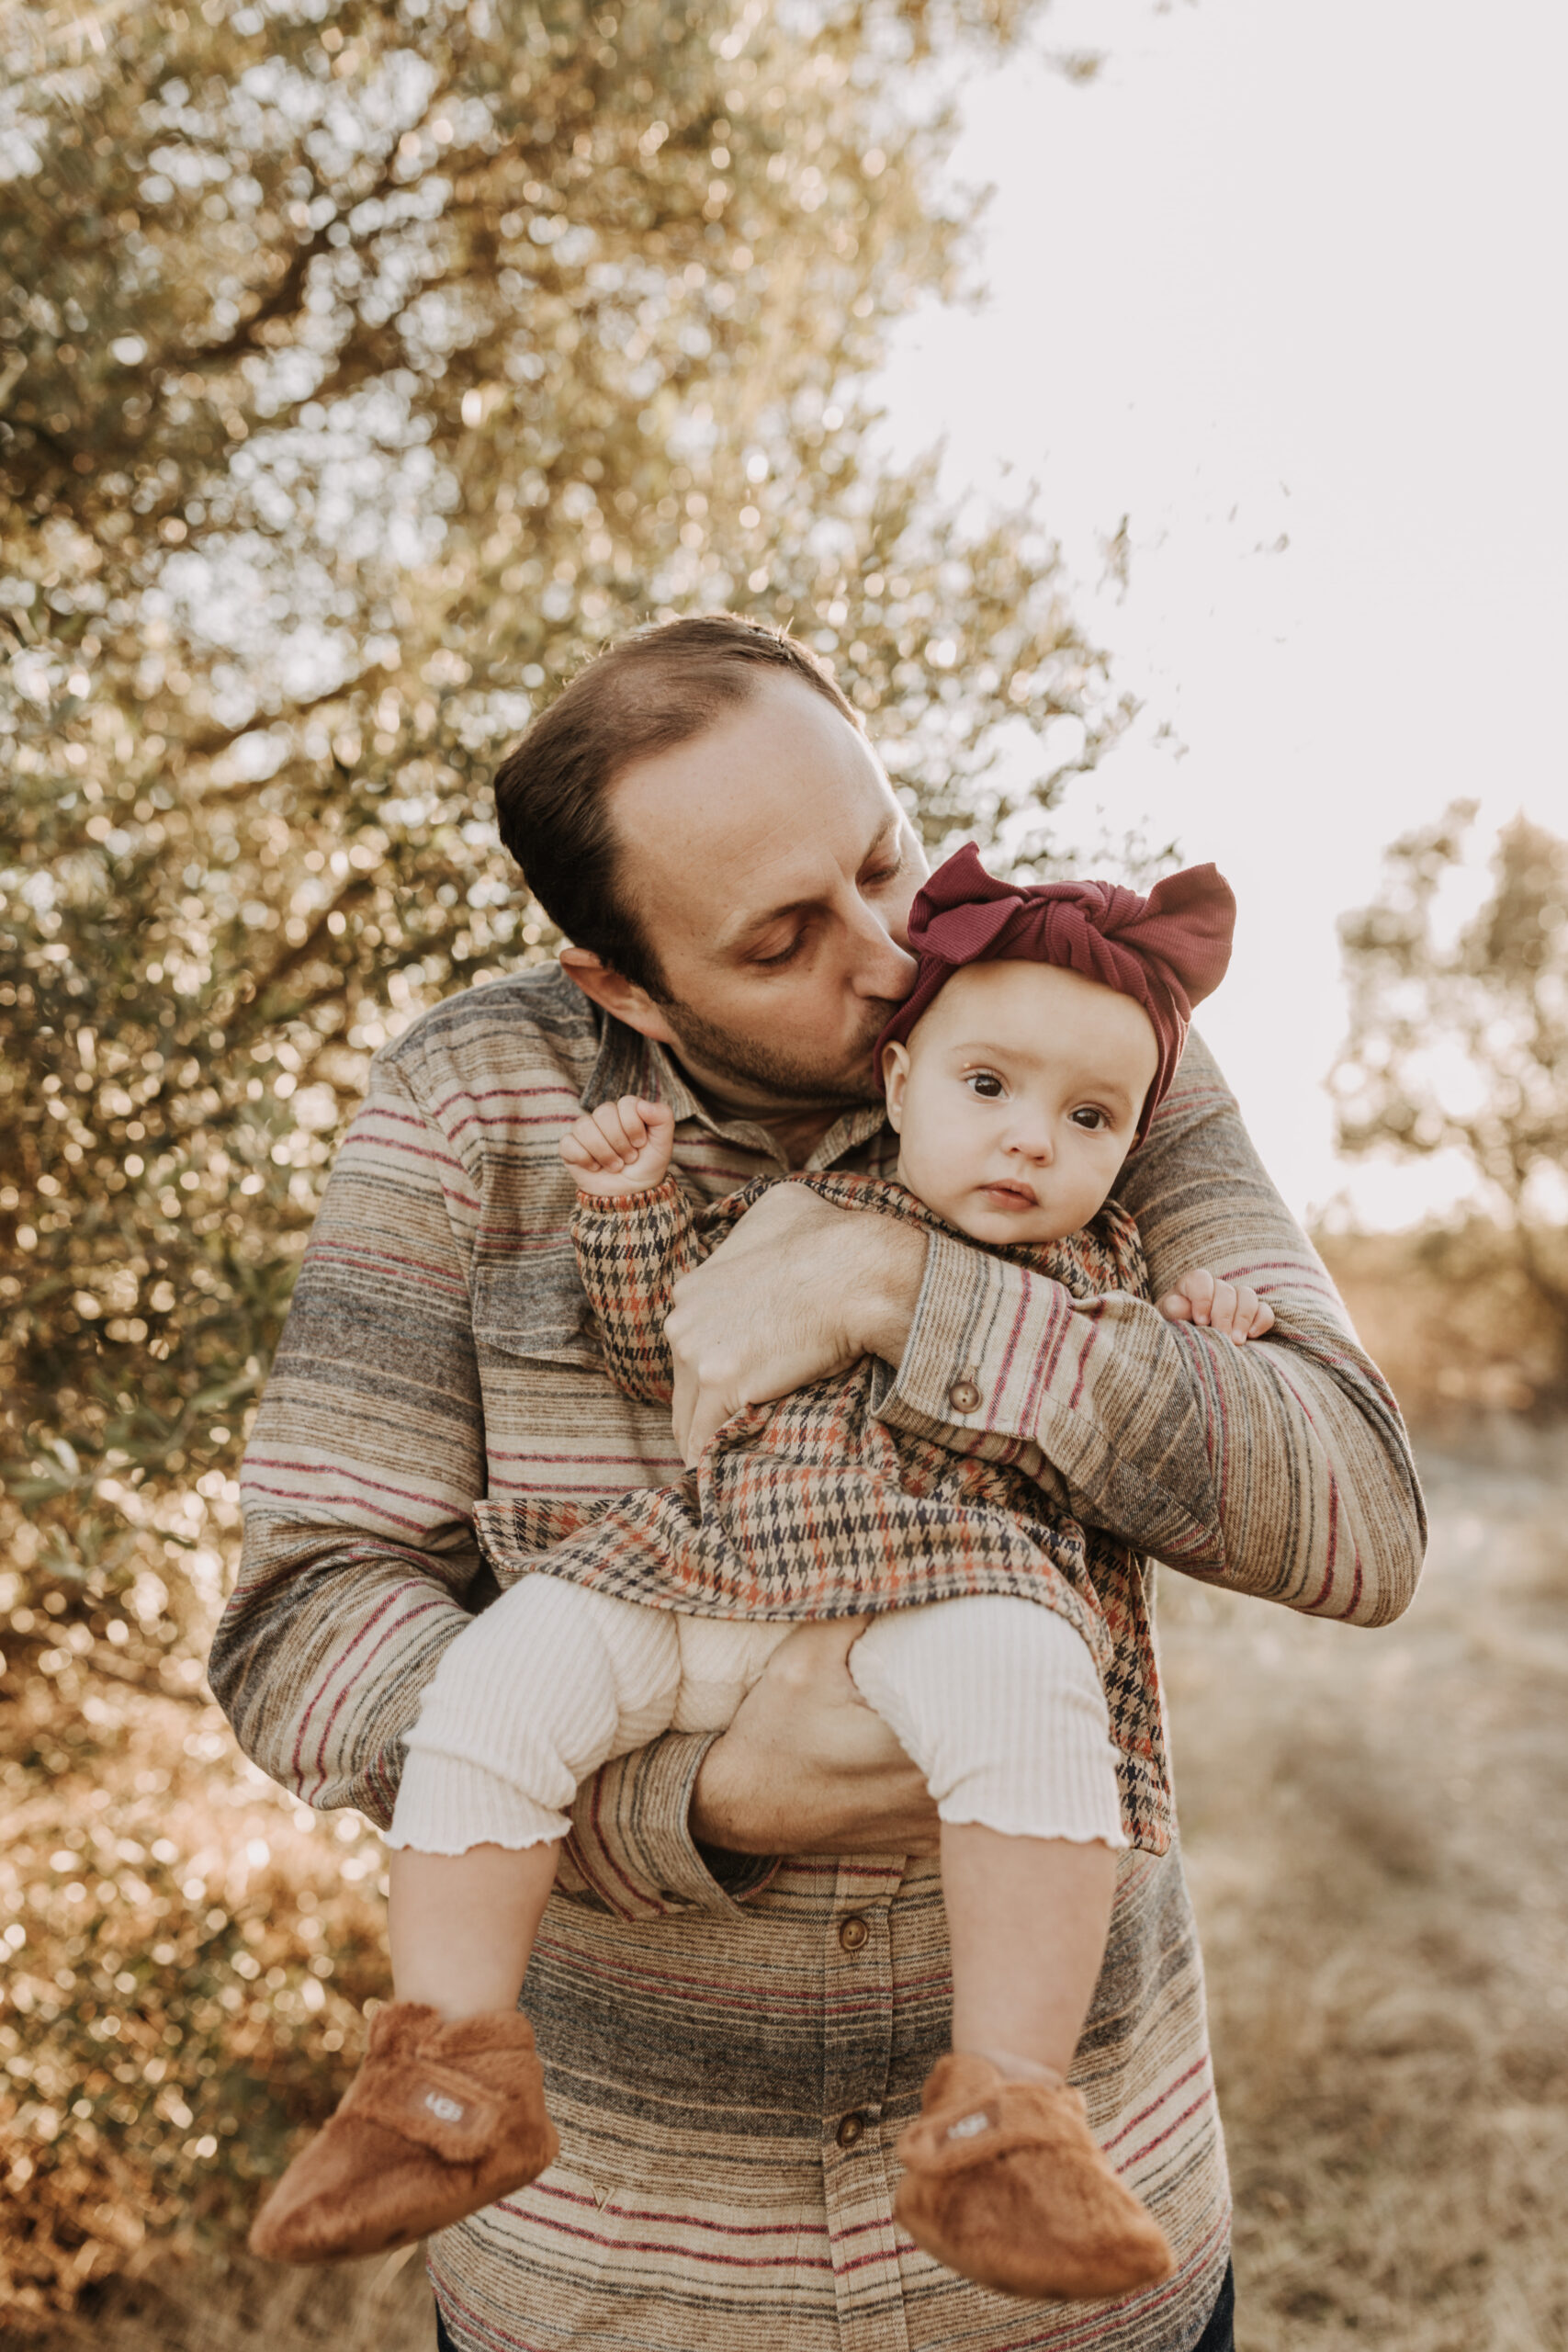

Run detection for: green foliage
[[1, 0, 1115, 2307], [1333, 805, 1568, 1396], [1, 0, 1106, 1550]]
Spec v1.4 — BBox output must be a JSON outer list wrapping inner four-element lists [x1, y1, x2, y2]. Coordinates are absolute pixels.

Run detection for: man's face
[[607, 675, 926, 1108]]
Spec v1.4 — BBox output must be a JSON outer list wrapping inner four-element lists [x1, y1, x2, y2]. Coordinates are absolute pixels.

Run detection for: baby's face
[[883, 960, 1158, 1246]]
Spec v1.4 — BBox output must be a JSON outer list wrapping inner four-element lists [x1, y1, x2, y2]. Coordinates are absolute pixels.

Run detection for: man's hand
[[666, 1184, 928, 1467], [1156, 1265, 1275, 1345], [691, 1619, 941, 1858], [559, 1095, 675, 1196]]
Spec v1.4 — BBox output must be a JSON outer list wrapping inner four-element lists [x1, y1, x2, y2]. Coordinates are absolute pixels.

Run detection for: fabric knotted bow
[[874, 843, 1236, 1146]]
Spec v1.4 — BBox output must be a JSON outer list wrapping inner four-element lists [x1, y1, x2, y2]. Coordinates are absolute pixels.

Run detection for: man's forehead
[[609, 684, 897, 926]]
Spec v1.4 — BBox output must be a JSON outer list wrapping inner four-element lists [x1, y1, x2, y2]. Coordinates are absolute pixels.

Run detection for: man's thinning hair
[[492, 613, 862, 995]]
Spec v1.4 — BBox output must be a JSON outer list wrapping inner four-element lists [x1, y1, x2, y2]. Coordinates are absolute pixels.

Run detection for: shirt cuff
[[560, 1731, 780, 1922], [874, 1227, 1041, 1455], [876, 1224, 1223, 1566], [572, 1177, 680, 1218]]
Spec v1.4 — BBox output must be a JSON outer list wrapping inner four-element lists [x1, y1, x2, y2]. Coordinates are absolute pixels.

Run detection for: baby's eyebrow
[[950, 1038, 1041, 1063]]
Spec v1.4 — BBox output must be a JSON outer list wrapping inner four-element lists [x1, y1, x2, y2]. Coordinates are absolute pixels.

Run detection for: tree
[[1332, 804, 1568, 1398], [1, 0, 1112, 1572], [1, 0, 1134, 2309]]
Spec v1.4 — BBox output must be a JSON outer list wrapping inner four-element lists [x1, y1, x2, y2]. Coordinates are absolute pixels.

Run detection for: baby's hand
[[559, 1096, 675, 1196], [1156, 1267, 1275, 1346]]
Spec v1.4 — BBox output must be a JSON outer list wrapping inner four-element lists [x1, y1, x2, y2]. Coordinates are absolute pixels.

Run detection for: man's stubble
[[653, 990, 897, 1111]]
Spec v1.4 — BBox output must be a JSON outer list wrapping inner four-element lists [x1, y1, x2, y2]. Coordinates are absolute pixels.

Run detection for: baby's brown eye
[[1071, 1107, 1108, 1130], [966, 1073, 1004, 1100]]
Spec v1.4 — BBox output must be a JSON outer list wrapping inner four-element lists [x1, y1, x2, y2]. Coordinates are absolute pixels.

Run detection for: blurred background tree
[[1, 0, 1107, 1560], [1332, 804, 1568, 1404], [1, 0, 1118, 2313]]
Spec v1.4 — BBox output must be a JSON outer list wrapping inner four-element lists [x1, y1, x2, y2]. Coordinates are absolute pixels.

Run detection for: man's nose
[[846, 900, 919, 1001]]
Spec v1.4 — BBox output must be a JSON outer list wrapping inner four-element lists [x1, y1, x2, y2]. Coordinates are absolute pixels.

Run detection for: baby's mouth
[[979, 1180, 1039, 1208]]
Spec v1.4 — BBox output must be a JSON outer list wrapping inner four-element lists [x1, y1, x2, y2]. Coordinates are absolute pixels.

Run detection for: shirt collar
[[583, 1011, 890, 1173]]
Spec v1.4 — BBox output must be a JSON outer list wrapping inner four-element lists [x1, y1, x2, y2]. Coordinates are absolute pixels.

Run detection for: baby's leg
[[852, 1592, 1124, 2075], [387, 1576, 682, 2018], [248, 1578, 680, 2267], [851, 1597, 1170, 2301]]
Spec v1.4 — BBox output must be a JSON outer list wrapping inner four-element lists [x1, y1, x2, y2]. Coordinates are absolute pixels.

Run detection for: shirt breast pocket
[[470, 1242, 604, 1372]]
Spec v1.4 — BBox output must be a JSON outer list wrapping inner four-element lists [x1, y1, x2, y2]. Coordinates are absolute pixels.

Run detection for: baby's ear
[[882, 1042, 909, 1132]]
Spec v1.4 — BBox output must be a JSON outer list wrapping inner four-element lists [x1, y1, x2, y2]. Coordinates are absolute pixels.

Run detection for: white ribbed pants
[[389, 1580, 1125, 1855]]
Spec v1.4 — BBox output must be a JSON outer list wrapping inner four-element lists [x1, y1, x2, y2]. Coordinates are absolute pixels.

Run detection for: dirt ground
[[21, 1428, 1568, 2352]]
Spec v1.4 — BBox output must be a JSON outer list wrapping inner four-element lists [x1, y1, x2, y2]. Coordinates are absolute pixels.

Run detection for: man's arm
[[209, 1047, 933, 1899], [208, 1055, 733, 1911], [210, 1054, 485, 1823], [668, 1035, 1426, 1625]]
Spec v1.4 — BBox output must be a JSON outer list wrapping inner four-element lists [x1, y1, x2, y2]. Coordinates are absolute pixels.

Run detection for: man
[[212, 614, 1425, 2352]]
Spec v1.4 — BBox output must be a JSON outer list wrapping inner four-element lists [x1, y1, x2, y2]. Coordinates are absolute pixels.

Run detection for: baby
[[251, 847, 1269, 2301]]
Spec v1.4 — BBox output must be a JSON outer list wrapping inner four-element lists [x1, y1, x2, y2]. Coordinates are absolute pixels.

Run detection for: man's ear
[[558, 946, 679, 1046], [881, 1041, 909, 1133]]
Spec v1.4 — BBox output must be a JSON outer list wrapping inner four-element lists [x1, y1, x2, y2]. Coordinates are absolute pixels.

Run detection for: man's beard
[[654, 993, 896, 1109]]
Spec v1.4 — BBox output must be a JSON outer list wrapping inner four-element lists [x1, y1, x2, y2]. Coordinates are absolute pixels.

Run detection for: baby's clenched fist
[[558, 1095, 675, 1196], [1156, 1266, 1274, 1346]]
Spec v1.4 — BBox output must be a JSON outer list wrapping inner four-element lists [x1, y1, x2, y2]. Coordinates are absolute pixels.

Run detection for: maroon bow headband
[[875, 843, 1236, 1147]]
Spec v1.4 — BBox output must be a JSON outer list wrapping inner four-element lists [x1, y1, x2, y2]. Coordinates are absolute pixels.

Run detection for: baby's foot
[[894, 2052, 1174, 2302], [249, 2002, 558, 2265]]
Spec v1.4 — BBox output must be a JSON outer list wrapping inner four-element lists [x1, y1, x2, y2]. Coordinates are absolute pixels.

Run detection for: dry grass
[[8, 1430, 1568, 2350], [1320, 1224, 1568, 1424], [1164, 1427, 1568, 2351]]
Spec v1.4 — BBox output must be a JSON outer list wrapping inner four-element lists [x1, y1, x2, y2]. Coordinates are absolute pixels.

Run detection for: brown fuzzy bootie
[[893, 2052, 1175, 2302], [249, 2003, 558, 2265]]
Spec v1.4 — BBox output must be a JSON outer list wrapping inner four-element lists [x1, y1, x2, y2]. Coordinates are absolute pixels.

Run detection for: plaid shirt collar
[[584, 1010, 888, 1175]]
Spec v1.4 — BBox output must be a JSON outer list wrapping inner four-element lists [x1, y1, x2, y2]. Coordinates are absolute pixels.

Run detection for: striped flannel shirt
[[211, 963, 1426, 2352]]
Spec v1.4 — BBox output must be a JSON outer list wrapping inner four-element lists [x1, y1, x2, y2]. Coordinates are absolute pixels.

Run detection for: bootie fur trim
[[894, 2052, 1174, 2303], [249, 2002, 558, 2266]]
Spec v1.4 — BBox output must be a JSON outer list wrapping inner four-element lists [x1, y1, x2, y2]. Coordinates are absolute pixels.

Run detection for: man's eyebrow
[[711, 813, 900, 956]]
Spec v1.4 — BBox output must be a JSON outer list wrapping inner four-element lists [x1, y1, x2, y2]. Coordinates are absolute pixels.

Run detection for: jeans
[[434, 2258, 1236, 2352], [1191, 2258, 1236, 2351]]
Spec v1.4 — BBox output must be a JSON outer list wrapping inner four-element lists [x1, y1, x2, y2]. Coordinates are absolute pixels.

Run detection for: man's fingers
[[761, 1615, 872, 1692], [682, 1400, 720, 1470]]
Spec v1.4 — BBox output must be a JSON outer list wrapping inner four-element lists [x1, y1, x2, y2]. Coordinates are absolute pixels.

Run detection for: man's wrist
[[855, 1216, 928, 1367], [690, 1726, 773, 1855]]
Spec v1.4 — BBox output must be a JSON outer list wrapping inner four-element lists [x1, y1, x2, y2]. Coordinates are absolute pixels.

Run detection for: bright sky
[[874, 0, 1568, 1229]]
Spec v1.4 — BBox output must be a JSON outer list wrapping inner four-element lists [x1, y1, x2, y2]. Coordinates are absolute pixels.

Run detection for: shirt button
[[948, 1376, 983, 1414], [838, 1915, 870, 1952], [836, 2112, 866, 2150]]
